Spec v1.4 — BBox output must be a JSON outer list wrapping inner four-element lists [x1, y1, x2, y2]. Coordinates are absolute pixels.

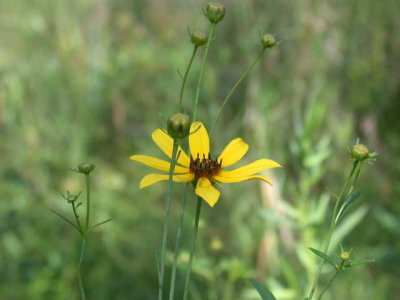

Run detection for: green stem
[[159, 141, 179, 300], [183, 196, 203, 300], [209, 48, 266, 137], [71, 202, 83, 236], [192, 23, 217, 122], [179, 46, 199, 112], [307, 161, 359, 300], [78, 238, 87, 300], [317, 271, 339, 300], [169, 183, 190, 300], [85, 174, 90, 232]]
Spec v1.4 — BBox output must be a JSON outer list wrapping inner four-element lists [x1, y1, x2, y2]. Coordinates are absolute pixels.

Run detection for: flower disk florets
[[190, 153, 222, 180]]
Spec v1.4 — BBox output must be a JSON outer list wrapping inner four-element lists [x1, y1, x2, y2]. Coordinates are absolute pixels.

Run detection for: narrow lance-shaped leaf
[[89, 217, 113, 231], [347, 258, 375, 267], [250, 279, 276, 300], [335, 192, 362, 223], [309, 247, 336, 269]]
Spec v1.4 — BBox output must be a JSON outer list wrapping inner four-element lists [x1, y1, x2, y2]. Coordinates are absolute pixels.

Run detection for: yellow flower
[[130, 122, 281, 207]]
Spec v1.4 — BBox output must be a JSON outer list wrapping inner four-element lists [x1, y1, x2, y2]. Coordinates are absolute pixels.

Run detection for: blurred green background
[[1, 0, 399, 299]]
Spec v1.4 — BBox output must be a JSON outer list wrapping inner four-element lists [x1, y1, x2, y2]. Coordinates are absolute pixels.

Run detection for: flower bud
[[340, 251, 351, 261], [351, 144, 369, 161], [191, 30, 208, 47], [261, 34, 276, 49], [78, 163, 95, 174], [62, 191, 81, 203], [206, 2, 225, 23], [167, 113, 191, 140]]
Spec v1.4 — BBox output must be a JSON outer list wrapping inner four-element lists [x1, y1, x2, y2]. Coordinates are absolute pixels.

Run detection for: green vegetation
[[0, 0, 399, 299]]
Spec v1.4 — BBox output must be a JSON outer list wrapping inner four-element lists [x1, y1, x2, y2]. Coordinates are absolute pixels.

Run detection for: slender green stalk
[[192, 23, 217, 122], [179, 46, 199, 112], [169, 183, 190, 300], [78, 238, 87, 300], [209, 48, 266, 136], [71, 202, 83, 235], [159, 141, 179, 300], [183, 196, 203, 300], [307, 161, 359, 299], [317, 271, 339, 300], [85, 174, 91, 231]]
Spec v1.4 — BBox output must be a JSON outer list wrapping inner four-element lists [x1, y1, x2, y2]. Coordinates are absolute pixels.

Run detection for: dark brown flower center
[[189, 153, 222, 179]]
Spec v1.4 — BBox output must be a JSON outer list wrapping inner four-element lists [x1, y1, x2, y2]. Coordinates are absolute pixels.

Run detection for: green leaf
[[348, 258, 375, 267], [50, 209, 81, 234], [89, 217, 113, 231], [330, 205, 368, 250], [308, 248, 336, 269], [335, 192, 362, 223], [250, 279, 276, 300]]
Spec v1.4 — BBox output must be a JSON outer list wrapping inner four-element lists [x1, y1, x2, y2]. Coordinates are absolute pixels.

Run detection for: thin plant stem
[[159, 141, 179, 300], [179, 46, 199, 112], [307, 161, 359, 299], [183, 196, 203, 300], [78, 238, 87, 300], [209, 48, 266, 137], [192, 23, 217, 122], [85, 174, 90, 231], [169, 183, 190, 300], [71, 202, 83, 236], [317, 271, 339, 300]]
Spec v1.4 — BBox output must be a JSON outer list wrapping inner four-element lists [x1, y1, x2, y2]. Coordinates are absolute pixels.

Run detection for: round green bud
[[167, 113, 191, 140], [351, 144, 369, 161], [206, 2, 225, 23], [191, 30, 208, 47], [340, 251, 350, 261], [261, 34, 276, 49], [78, 163, 95, 174]]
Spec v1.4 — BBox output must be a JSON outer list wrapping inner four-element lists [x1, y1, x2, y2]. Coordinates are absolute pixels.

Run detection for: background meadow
[[1, 0, 399, 299]]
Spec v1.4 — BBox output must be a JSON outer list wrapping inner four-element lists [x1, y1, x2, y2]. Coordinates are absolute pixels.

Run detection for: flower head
[[130, 122, 281, 207]]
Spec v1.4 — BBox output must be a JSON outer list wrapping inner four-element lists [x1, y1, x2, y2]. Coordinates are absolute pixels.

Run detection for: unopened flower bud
[[167, 113, 191, 140], [62, 191, 81, 203], [261, 34, 276, 49], [351, 144, 369, 161], [78, 163, 95, 174], [191, 30, 208, 47], [340, 251, 351, 261], [206, 2, 225, 23]]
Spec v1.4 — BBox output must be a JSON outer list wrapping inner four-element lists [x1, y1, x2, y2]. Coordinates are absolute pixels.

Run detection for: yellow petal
[[220, 159, 281, 177], [214, 174, 273, 185], [152, 129, 190, 166], [189, 122, 210, 158], [130, 155, 189, 173], [195, 177, 220, 207], [217, 138, 249, 167], [140, 173, 194, 189]]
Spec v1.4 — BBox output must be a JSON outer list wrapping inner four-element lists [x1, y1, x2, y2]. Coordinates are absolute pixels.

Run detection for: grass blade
[[250, 279, 276, 300]]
